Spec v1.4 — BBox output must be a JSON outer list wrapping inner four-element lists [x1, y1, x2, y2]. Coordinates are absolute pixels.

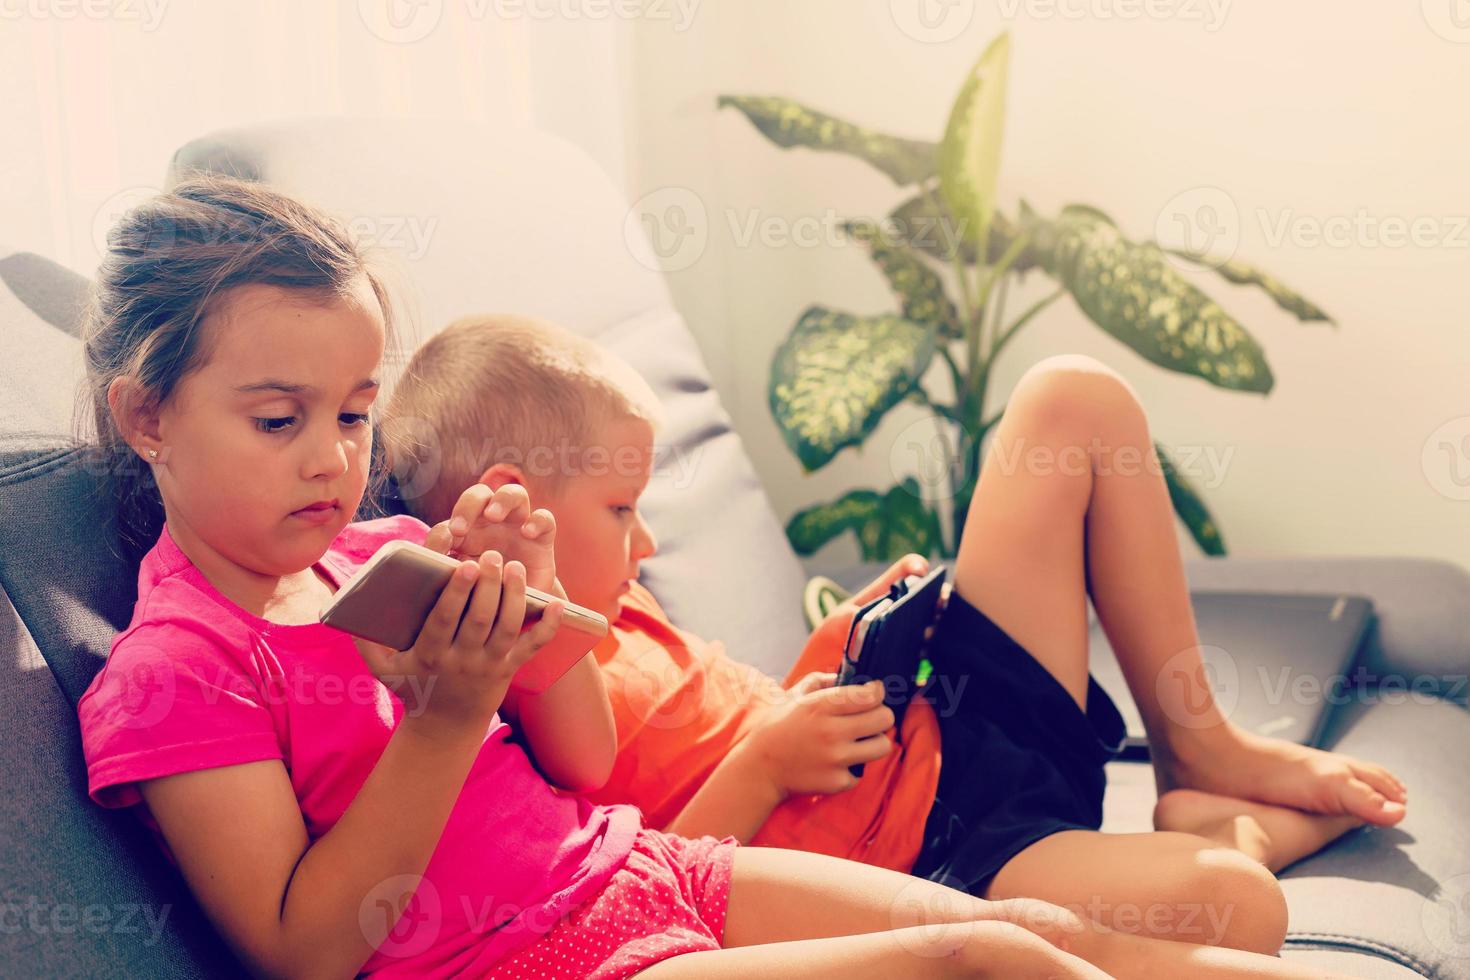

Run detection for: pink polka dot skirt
[[484, 828, 739, 979]]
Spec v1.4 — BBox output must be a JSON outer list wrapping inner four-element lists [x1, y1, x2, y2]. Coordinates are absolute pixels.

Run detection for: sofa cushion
[[0, 582, 242, 977], [0, 249, 88, 441]]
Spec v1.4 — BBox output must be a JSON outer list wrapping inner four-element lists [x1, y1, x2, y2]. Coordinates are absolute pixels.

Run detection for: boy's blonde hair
[[384, 313, 665, 524]]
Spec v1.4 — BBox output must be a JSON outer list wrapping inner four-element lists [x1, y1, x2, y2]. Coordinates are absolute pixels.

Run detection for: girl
[[75, 175, 1338, 979]]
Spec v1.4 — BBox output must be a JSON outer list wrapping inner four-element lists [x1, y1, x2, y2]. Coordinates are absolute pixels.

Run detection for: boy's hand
[[425, 484, 560, 594], [802, 554, 931, 672], [738, 672, 895, 798]]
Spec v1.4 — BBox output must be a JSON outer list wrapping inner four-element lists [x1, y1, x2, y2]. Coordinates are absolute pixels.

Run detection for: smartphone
[[319, 539, 608, 693]]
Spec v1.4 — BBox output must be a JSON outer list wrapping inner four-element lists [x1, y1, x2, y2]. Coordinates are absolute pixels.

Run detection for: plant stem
[[986, 272, 1011, 363], [938, 345, 965, 404]]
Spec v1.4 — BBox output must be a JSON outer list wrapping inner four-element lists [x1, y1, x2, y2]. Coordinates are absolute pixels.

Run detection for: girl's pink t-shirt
[[77, 515, 642, 976]]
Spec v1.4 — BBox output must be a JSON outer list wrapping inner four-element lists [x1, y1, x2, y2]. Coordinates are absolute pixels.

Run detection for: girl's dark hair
[[80, 173, 396, 559]]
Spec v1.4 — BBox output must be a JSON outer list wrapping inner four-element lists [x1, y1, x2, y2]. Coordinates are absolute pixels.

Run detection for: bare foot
[[1153, 725, 1408, 829], [1153, 788, 1364, 873]]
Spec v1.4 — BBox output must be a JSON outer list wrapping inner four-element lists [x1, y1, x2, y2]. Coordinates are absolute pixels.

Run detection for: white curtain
[[1, 1, 631, 276]]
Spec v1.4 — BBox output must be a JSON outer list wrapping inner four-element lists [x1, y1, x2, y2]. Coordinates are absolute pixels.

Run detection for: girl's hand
[[353, 551, 565, 736], [425, 483, 560, 594]]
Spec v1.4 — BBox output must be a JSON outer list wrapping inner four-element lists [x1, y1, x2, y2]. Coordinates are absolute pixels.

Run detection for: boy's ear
[[106, 376, 165, 463], [478, 462, 529, 491]]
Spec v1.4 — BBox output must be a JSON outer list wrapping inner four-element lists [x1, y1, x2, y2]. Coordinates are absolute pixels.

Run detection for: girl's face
[[142, 280, 386, 578]]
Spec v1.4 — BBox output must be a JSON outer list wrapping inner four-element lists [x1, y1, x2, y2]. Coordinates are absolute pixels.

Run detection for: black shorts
[[909, 586, 1127, 896]]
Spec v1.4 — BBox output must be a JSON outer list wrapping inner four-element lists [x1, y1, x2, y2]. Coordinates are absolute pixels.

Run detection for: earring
[[147, 449, 159, 461]]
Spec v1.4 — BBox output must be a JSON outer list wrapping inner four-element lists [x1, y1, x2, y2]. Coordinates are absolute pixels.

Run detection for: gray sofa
[[1, 120, 1467, 979]]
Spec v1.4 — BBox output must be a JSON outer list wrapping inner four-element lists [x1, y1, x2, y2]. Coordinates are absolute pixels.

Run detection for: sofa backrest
[[0, 250, 245, 977]]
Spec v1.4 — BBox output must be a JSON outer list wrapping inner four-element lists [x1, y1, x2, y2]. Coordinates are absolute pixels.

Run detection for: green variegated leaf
[[1156, 443, 1225, 556], [888, 193, 1035, 270], [938, 33, 1010, 256], [843, 220, 962, 339], [770, 307, 940, 471], [1047, 212, 1275, 393], [1166, 250, 1335, 324], [786, 479, 944, 560], [717, 95, 937, 186], [1059, 203, 1116, 227], [787, 490, 882, 555]]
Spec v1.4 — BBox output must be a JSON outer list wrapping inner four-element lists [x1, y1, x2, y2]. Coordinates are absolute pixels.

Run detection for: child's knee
[[951, 920, 1079, 978], [1010, 354, 1148, 444], [1178, 846, 1288, 954]]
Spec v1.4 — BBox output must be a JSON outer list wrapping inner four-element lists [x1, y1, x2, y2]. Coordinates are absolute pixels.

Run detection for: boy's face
[[536, 415, 659, 623]]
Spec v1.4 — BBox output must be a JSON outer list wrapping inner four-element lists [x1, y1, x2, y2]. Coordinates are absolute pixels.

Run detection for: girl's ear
[[106, 376, 165, 463]]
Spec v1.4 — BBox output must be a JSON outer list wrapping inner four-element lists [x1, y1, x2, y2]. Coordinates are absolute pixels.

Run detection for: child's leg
[[636, 847, 1353, 979], [984, 828, 1290, 953], [951, 354, 1406, 825], [1153, 788, 1363, 873]]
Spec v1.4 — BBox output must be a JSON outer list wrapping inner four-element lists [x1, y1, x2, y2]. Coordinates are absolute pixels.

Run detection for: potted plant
[[720, 33, 1332, 561]]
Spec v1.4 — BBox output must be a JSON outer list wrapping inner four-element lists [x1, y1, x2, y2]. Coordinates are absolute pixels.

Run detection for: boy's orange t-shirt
[[584, 582, 942, 872]]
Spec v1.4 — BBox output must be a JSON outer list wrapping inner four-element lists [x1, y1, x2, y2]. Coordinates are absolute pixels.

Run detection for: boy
[[382, 313, 1407, 956]]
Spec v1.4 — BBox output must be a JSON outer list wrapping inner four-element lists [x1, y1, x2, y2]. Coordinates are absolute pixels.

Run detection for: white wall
[[1, 1, 632, 277], [6, 1, 1469, 571], [624, 0, 1470, 569]]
